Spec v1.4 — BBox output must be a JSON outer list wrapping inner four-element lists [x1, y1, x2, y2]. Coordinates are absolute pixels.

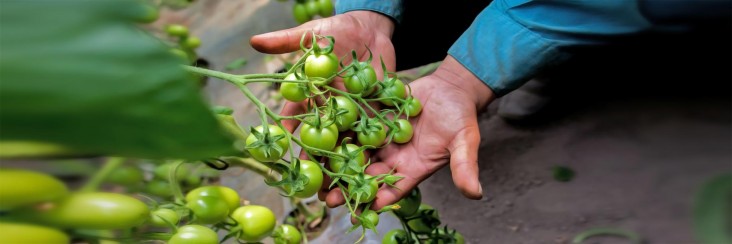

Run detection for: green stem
[[168, 160, 186, 204], [79, 157, 125, 192], [183, 65, 243, 83], [572, 228, 642, 244], [224, 157, 280, 181]]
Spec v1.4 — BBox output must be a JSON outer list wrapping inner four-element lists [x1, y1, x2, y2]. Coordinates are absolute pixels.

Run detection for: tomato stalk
[[79, 157, 125, 192], [168, 160, 186, 204]]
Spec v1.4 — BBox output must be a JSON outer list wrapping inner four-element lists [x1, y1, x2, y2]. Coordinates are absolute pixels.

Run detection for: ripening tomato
[[392, 119, 414, 144], [378, 78, 407, 106], [185, 186, 241, 211], [0, 222, 69, 244], [305, 0, 319, 17], [105, 165, 144, 186], [145, 179, 173, 197], [280, 73, 308, 102], [20, 192, 150, 229], [149, 208, 180, 227], [406, 204, 440, 234], [283, 160, 324, 198], [357, 121, 387, 147], [347, 178, 379, 203], [404, 97, 422, 117], [183, 36, 201, 49], [304, 52, 338, 84], [300, 122, 338, 153], [274, 224, 302, 244], [344, 63, 377, 95], [382, 229, 409, 244], [292, 3, 311, 24], [165, 24, 188, 37], [186, 196, 229, 224], [427, 228, 466, 244], [231, 205, 277, 242], [360, 209, 380, 227], [317, 0, 334, 17], [246, 125, 290, 162], [329, 144, 366, 175], [393, 187, 421, 217], [330, 96, 359, 131], [0, 168, 68, 210], [168, 225, 218, 244]]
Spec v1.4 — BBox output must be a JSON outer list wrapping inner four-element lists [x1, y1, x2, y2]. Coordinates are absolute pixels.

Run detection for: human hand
[[320, 56, 495, 210]]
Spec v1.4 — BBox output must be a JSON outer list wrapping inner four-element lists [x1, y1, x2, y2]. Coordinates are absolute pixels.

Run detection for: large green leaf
[[0, 0, 236, 159], [694, 174, 732, 244]]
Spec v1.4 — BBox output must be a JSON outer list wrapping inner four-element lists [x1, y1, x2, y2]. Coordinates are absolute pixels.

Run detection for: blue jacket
[[336, 0, 729, 96]]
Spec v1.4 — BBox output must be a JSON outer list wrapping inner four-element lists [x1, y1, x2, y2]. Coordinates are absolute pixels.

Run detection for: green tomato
[[292, 3, 311, 24], [382, 229, 409, 244], [406, 204, 440, 234], [186, 186, 241, 211], [360, 209, 380, 227], [165, 24, 188, 37], [0, 168, 68, 210], [392, 119, 414, 144], [170, 48, 189, 61], [304, 52, 339, 84], [280, 73, 308, 102], [22, 192, 150, 229], [184, 36, 201, 49], [145, 179, 173, 197], [347, 178, 379, 203], [300, 122, 338, 153], [379, 79, 407, 106], [274, 224, 302, 244], [427, 229, 466, 244], [357, 121, 387, 147], [393, 187, 421, 217], [317, 0, 334, 17], [344, 63, 377, 95], [0, 222, 69, 244], [232, 205, 277, 242], [105, 165, 144, 186], [404, 97, 422, 117], [305, 0, 319, 18], [246, 125, 290, 162], [283, 160, 323, 198], [186, 196, 229, 224], [149, 208, 180, 227], [169, 225, 218, 244], [134, 3, 159, 23], [329, 96, 359, 131], [153, 162, 191, 181], [329, 144, 366, 175]]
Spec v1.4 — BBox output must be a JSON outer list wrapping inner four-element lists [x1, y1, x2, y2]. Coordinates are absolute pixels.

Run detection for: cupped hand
[[320, 56, 496, 210]]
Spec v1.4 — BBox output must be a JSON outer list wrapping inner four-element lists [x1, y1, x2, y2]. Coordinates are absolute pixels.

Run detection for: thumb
[[250, 22, 319, 54], [448, 123, 483, 200]]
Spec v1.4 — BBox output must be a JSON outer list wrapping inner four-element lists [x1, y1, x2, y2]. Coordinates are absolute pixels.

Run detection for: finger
[[250, 22, 319, 54], [280, 101, 308, 133], [448, 124, 483, 200], [368, 162, 424, 211], [325, 187, 345, 208]]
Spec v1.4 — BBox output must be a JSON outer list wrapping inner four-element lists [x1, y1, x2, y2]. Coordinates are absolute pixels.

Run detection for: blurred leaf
[[694, 174, 732, 244], [0, 0, 236, 159], [225, 58, 248, 71]]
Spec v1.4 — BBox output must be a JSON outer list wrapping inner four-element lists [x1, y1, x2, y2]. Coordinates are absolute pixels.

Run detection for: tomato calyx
[[246, 126, 287, 159], [264, 159, 310, 197], [428, 227, 464, 244]]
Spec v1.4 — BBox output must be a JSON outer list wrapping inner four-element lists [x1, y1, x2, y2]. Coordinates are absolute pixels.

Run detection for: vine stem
[[169, 160, 186, 204], [79, 157, 125, 192]]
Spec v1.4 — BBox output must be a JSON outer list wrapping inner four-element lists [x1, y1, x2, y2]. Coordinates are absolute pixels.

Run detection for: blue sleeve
[[448, 0, 653, 96], [335, 0, 403, 22]]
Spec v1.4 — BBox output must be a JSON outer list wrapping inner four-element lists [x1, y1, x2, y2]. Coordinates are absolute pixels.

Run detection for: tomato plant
[[299, 120, 339, 152], [280, 73, 308, 102], [273, 224, 303, 244], [382, 229, 409, 244], [404, 96, 423, 117], [186, 195, 229, 224], [0, 168, 68, 210], [378, 78, 408, 106], [292, 3, 311, 24], [304, 51, 338, 83], [329, 143, 366, 175], [393, 119, 414, 144], [149, 208, 180, 227], [328, 96, 359, 131], [356, 119, 387, 147], [246, 125, 290, 162], [19, 192, 149, 229], [344, 62, 378, 95], [283, 160, 323, 198], [0, 222, 70, 244], [185, 185, 241, 211], [394, 187, 421, 217]]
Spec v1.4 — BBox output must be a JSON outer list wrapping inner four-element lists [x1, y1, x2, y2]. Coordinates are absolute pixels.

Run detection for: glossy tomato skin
[[357, 121, 387, 147], [186, 186, 241, 211], [379, 79, 407, 106], [0, 168, 68, 210], [105, 165, 144, 186], [245, 125, 290, 162], [305, 0, 319, 17], [329, 144, 366, 175], [392, 119, 414, 144], [406, 204, 440, 234], [292, 3, 311, 24], [22, 192, 149, 229], [0, 222, 69, 244], [165, 24, 188, 37], [317, 0, 334, 17], [275, 224, 302, 244], [304, 52, 338, 84], [186, 196, 229, 224], [382, 229, 409, 244], [280, 73, 308, 102], [145, 179, 173, 197], [153, 162, 191, 181], [184, 36, 201, 49], [231, 205, 277, 242], [348, 179, 379, 203], [284, 160, 323, 198], [404, 97, 422, 117], [299, 122, 338, 153], [168, 225, 218, 244], [393, 187, 421, 217], [360, 209, 380, 226], [149, 208, 180, 227], [344, 64, 377, 95], [331, 96, 359, 131]]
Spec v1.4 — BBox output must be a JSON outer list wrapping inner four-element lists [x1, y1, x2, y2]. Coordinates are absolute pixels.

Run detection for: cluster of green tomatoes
[[164, 24, 202, 63], [0, 162, 303, 244], [287, 0, 334, 24]]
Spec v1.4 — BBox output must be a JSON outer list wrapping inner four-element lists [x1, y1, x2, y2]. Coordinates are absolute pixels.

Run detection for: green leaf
[[694, 174, 732, 244], [0, 0, 235, 159]]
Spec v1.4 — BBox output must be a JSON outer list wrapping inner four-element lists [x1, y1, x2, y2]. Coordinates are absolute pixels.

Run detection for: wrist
[[434, 55, 495, 110], [343, 11, 395, 38]]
